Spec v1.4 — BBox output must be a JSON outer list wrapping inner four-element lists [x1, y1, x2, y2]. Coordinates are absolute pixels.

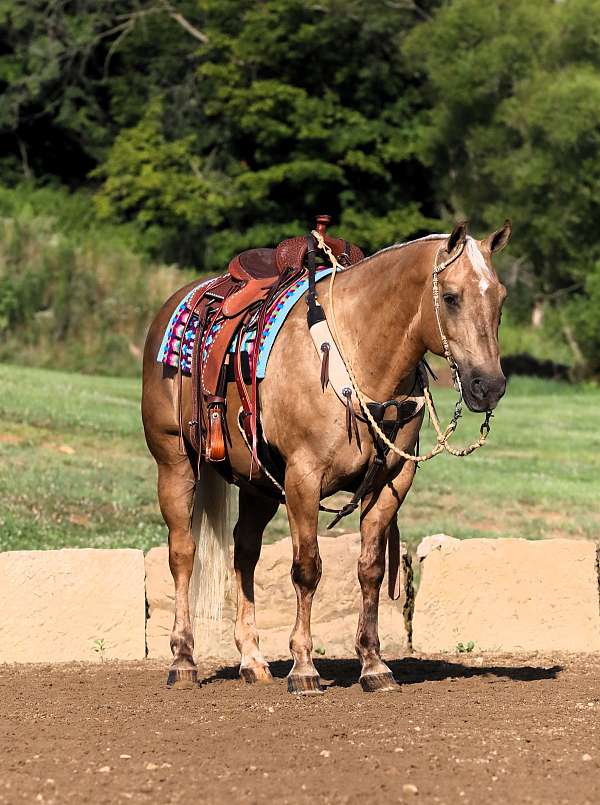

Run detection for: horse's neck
[[328, 241, 438, 399]]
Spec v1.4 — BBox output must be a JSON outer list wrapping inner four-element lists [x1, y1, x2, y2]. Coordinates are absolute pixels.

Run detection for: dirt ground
[[1, 655, 600, 805]]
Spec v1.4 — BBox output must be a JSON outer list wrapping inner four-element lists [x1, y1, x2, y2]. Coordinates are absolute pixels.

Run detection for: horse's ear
[[484, 220, 512, 253], [446, 221, 468, 256]]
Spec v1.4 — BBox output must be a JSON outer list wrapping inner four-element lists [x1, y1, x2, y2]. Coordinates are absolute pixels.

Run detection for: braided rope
[[313, 231, 492, 463]]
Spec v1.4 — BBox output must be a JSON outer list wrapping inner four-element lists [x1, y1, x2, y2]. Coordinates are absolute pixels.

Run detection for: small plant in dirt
[[314, 645, 326, 656], [93, 638, 107, 660], [456, 641, 475, 654]]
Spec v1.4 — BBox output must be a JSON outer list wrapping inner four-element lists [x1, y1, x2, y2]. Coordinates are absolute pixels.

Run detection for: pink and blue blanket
[[157, 269, 333, 378]]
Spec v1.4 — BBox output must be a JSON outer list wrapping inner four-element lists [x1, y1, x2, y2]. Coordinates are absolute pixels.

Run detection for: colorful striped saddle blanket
[[157, 268, 333, 379]]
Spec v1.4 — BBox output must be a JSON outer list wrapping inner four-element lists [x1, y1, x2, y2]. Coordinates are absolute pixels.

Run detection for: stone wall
[[1, 536, 599, 664], [412, 537, 600, 653], [146, 533, 412, 661], [0, 549, 146, 663]]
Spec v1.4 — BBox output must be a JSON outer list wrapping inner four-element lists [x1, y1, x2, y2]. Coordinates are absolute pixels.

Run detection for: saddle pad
[[157, 269, 333, 378]]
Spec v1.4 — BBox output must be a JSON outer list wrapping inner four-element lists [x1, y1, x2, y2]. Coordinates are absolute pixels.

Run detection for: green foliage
[[402, 0, 600, 372], [90, 0, 443, 266], [93, 99, 232, 263], [0, 186, 193, 374], [566, 262, 600, 374], [0, 183, 145, 250], [499, 311, 573, 368], [0, 0, 201, 181], [92, 638, 107, 659], [0, 1, 118, 179]]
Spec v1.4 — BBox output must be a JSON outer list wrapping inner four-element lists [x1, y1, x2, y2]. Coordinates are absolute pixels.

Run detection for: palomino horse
[[142, 221, 511, 693]]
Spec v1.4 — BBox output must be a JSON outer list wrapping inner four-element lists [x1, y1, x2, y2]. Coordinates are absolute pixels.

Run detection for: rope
[[313, 230, 492, 463]]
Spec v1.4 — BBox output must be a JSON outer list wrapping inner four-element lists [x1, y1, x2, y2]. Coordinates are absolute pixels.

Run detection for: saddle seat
[[228, 248, 279, 282]]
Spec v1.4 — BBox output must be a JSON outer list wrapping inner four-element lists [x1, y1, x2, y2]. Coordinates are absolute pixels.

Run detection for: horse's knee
[[169, 528, 194, 550], [358, 555, 385, 590], [291, 551, 321, 591], [168, 532, 195, 577]]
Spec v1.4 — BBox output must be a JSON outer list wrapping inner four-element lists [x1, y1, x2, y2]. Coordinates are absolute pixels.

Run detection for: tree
[[404, 0, 600, 295], [0, 0, 205, 183], [93, 0, 441, 266]]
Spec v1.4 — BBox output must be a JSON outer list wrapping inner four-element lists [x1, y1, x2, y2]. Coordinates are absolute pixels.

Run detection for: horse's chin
[[462, 393, 494, 414]]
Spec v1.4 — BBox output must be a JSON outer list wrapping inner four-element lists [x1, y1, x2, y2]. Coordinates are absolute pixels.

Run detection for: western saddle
[[181, 215, 364, 470]]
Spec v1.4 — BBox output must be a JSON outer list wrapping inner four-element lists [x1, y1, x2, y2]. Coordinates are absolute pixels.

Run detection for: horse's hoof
[[167, 668, 198, 690], [360, 672, 400, 693], [240, 665, 273, 684], [287, 675, 324, 696]]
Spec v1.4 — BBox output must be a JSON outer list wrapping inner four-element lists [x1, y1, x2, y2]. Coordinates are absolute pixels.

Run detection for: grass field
[[1, 364, 599, 554]]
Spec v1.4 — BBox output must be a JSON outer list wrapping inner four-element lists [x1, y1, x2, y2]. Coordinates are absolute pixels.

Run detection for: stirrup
[[206, 401, 226, 462]]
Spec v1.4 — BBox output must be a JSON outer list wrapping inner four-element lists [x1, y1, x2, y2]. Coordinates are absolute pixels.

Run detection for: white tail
[[189, 464, 235, 634]]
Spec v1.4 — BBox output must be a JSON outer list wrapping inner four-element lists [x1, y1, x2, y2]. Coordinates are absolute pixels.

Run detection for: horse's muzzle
[[462, 371, 506, 412]]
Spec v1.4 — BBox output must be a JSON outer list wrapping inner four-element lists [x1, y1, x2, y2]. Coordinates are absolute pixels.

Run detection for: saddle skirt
[[157, 268, 336, 378]]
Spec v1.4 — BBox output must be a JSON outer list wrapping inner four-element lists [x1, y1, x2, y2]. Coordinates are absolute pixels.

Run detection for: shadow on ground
[[203, 657, 563, 688]]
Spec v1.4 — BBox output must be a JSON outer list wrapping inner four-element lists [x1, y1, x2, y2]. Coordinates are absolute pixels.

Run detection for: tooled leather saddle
[[181, 215, 364, 468]]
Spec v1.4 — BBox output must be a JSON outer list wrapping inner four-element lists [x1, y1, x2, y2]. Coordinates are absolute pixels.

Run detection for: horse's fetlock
[[170, 634, 193, 657]]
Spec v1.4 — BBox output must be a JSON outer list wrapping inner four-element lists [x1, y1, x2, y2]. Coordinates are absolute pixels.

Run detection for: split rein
[[313, 231, 493, 463]]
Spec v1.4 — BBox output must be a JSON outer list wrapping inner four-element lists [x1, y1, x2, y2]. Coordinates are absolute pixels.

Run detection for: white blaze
[[465, 237, 493, 296]]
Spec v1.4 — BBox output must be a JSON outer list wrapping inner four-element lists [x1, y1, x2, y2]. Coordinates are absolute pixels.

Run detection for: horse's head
[[430, 221, 511, 412]]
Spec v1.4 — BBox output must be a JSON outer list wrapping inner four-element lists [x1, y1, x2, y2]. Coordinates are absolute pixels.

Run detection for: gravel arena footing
[[1, 655, 600, 804]]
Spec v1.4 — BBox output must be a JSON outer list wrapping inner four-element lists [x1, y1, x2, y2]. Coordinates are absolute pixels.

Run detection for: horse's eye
[[443, 293, 460, 308]]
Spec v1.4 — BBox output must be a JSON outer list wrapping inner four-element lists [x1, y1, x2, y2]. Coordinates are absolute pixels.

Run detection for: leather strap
[[181, 276, 229, 452], [306, 234, 325, 327], [326, 399, 409, 529], [234, 323, 254, 445], [309, 318, 364, 413]]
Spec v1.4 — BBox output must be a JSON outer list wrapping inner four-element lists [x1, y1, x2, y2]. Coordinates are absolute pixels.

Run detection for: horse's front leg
[[284, 462, 323, 695], [357, 460, 416, 693], [234, 487, 279, 684]]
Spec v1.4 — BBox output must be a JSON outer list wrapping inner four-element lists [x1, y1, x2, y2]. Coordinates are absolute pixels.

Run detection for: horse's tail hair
[[189, 464, 234, 631]]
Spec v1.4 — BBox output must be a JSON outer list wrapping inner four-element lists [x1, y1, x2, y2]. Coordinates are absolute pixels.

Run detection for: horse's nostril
[[470, 377, 488, 399]]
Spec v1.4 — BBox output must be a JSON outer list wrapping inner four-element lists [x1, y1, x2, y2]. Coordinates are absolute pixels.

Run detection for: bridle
[[314, 230, 494, 463], [432, 242, 466, 397], [431, 241, 494, 448]]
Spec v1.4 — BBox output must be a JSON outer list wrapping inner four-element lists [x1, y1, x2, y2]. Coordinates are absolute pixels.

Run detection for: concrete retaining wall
[[0, 549, 146, 663], [1, 537, 599, 664], [412, 538, 600, 653]]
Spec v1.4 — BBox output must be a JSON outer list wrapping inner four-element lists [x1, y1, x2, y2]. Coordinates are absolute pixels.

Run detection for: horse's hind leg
[[284, 464, 323, 695], [234, 487, 279, 684], [156, 454, 198, 689], [357, 462, 416, 693]]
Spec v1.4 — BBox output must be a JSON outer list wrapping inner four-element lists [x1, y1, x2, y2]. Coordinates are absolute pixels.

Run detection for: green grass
[[1, 364, 599, 554]]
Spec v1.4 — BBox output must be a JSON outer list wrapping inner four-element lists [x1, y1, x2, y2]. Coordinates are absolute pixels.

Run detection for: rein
[[313, 230, 493, 462]]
